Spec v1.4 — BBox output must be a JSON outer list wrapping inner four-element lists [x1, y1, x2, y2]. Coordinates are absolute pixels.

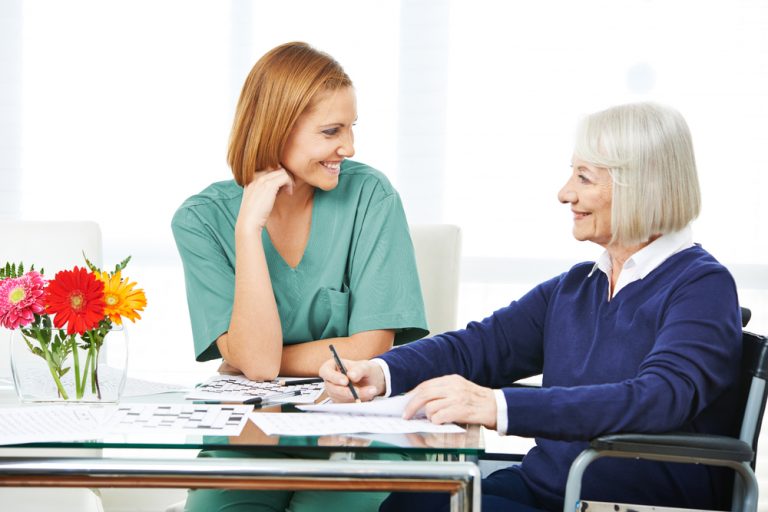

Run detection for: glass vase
[[9, 324, 128, 403]]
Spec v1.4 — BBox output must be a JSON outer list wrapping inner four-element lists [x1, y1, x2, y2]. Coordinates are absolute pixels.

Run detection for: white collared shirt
[[588, 225, 695, 299]]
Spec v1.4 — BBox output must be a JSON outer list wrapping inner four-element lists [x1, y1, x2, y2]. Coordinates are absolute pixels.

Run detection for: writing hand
[[403, 374, 497, 429], [319, 357, 385, 403]]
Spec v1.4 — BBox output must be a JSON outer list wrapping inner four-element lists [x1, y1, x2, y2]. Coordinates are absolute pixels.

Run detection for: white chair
[[0, 220, 104, 512], [409, 224, 462, 335], [0, 220, 102, 381], [0, 220, 102, 270]]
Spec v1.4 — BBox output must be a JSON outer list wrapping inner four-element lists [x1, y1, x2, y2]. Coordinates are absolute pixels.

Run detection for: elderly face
[[558, 157, 613, 247]]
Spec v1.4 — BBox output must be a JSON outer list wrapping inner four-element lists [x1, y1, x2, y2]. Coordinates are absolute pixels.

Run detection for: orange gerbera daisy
[[94, 270, 147, 324], [45, 266, 105, 335]]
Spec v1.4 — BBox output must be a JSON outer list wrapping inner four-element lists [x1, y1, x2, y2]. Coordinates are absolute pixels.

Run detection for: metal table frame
[[0, 456, 481, 512]]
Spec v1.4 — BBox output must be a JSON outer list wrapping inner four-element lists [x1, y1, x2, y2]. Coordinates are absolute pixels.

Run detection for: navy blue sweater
[[380, 245, 742, 510]]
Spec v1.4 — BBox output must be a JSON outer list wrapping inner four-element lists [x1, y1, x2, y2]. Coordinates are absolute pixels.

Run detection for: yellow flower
[[94, 270, 147, 325]]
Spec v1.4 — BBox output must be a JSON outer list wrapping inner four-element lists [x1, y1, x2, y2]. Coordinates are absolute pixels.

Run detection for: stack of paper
[[250, 395, 465, 436]]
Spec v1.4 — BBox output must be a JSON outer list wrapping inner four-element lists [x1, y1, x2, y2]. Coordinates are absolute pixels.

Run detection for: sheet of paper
[[186, 374, 324, 404], [0, 405, 105, 445], [250, 412, 465, 436], [298, 394, 425, 417], [122, 376, 189, 397], [103, 403, 251, 436]]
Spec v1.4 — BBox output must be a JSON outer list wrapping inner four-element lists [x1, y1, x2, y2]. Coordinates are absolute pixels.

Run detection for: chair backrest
[[0, 220, 102, 380], [737, 329, 768, 469], [409, 224, 462, 336]]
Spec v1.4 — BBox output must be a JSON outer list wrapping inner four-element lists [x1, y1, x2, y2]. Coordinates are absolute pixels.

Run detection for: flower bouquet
[[0, 255, 146, 402]]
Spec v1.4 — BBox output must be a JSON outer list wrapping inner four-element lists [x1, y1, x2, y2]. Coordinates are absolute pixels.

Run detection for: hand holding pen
[[320, 346, 387, 403], [328, 344, 361, 403]]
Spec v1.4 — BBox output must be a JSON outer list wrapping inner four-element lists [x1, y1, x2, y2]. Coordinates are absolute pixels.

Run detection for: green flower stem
[[94, 346, 102, 398], [89, 343, 98, 395], [89, 327, 106, 399], [71, 336, 82, 398], [31, 327, 69, 400], [81, 345, 93, 400]]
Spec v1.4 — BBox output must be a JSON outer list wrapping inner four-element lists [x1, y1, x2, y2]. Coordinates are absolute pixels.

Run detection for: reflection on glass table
[[0, 390, 485, 511]]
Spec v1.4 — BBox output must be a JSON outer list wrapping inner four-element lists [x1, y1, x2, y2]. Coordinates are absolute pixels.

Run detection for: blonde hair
[[574, 102, 701, 246], [227, 42, 352, 186]]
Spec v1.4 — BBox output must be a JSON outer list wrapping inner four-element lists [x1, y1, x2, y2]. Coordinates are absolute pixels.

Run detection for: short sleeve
[[347, 190, 428, 344], [171, 207, 234, 361]]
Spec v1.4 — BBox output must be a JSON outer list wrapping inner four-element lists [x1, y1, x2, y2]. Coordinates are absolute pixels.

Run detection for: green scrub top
[[172, 160, 428, 362]]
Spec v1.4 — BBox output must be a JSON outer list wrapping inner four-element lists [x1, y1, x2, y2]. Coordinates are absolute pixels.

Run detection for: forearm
[[279, 330, 394, 376], [218, 226, 283, 380]]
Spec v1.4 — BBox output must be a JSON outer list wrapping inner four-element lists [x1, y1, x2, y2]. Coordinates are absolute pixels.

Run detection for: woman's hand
[[319, 358, 386, 402], [403, 374, 497, 429], [237, 168, 295, 231]]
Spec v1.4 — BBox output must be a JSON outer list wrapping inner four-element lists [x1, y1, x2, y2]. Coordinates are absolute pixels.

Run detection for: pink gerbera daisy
[[0, 271, 47, 329]]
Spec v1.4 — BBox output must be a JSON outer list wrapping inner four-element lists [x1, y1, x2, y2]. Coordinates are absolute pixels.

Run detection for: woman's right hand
[[319, 358, 386, 403], [237, 168, 294, 231]]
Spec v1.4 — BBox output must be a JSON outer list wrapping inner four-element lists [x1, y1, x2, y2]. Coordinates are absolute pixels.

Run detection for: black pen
[[275, 377, 324, 386], [243, 390, 300, 405], [328, 344, 361, 403]]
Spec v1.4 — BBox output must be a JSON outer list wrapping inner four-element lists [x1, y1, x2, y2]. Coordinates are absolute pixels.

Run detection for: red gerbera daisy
[[45, 266, 106, 335]]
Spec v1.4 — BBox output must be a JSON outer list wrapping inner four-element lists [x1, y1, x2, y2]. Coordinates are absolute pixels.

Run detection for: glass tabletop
[[0, 391, 485, 457]]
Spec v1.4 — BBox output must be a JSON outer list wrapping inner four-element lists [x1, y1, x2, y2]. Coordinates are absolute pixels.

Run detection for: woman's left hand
[[402, 375, 497, 429]]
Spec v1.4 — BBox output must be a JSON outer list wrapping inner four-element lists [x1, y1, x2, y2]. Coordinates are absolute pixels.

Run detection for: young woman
[[172, 41, 428, 512]]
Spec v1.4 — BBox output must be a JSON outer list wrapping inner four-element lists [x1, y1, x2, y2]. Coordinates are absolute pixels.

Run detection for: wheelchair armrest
[[591, 432, 754, 463]]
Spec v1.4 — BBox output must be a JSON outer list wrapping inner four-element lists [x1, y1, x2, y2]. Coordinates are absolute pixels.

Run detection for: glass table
[[0, 391, 485, 512]]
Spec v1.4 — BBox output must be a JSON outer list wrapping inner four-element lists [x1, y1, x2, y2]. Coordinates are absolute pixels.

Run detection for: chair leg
[[563, 449, 603, 512], [731, 462, 758, 512]]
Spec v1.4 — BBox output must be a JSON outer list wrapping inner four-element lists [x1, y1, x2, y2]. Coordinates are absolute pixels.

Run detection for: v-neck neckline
[[262, 192, 319, 272]]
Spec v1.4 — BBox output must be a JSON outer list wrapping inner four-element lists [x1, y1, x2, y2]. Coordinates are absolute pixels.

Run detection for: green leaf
[[1, 261, 41, 278], [82, 252, 100, 273], [114, 255, 132, 274]]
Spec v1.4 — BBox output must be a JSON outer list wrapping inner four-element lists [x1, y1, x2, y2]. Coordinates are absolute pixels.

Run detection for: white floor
[[99, 488, 186, 512]]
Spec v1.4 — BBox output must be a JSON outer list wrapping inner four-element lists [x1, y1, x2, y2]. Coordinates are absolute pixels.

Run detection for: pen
[[276, 377, 324, 386], [243, 390, 300, 405], [328, 344, 361, 403]]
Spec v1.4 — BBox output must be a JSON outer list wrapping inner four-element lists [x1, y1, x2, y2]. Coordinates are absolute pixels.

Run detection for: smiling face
[[280, 86, 357, 191], [558, 157, 614, 247]]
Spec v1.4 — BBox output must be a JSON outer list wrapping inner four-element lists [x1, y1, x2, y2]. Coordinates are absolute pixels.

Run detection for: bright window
[[8, 0, 768, 386]]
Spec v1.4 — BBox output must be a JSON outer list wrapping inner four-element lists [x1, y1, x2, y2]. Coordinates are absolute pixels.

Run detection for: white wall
[[0, 0, 766, 397], [1, 1, 768, 510]]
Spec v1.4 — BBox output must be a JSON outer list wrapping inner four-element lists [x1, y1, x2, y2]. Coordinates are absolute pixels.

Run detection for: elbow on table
[[217, 334, 281, 381], [235, 359, 281, 382]]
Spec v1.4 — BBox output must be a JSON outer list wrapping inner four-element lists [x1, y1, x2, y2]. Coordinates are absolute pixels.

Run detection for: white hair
[[573, 102, 701, 246]]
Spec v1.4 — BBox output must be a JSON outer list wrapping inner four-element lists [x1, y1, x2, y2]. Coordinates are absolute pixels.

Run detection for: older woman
[[321, 103, 742, 512]]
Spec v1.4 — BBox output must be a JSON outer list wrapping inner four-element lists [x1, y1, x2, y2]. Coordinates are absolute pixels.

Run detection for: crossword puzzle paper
[[186, 375, 324, 404], [105, 403, 251, 436], [0, 403, 251, 445]]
